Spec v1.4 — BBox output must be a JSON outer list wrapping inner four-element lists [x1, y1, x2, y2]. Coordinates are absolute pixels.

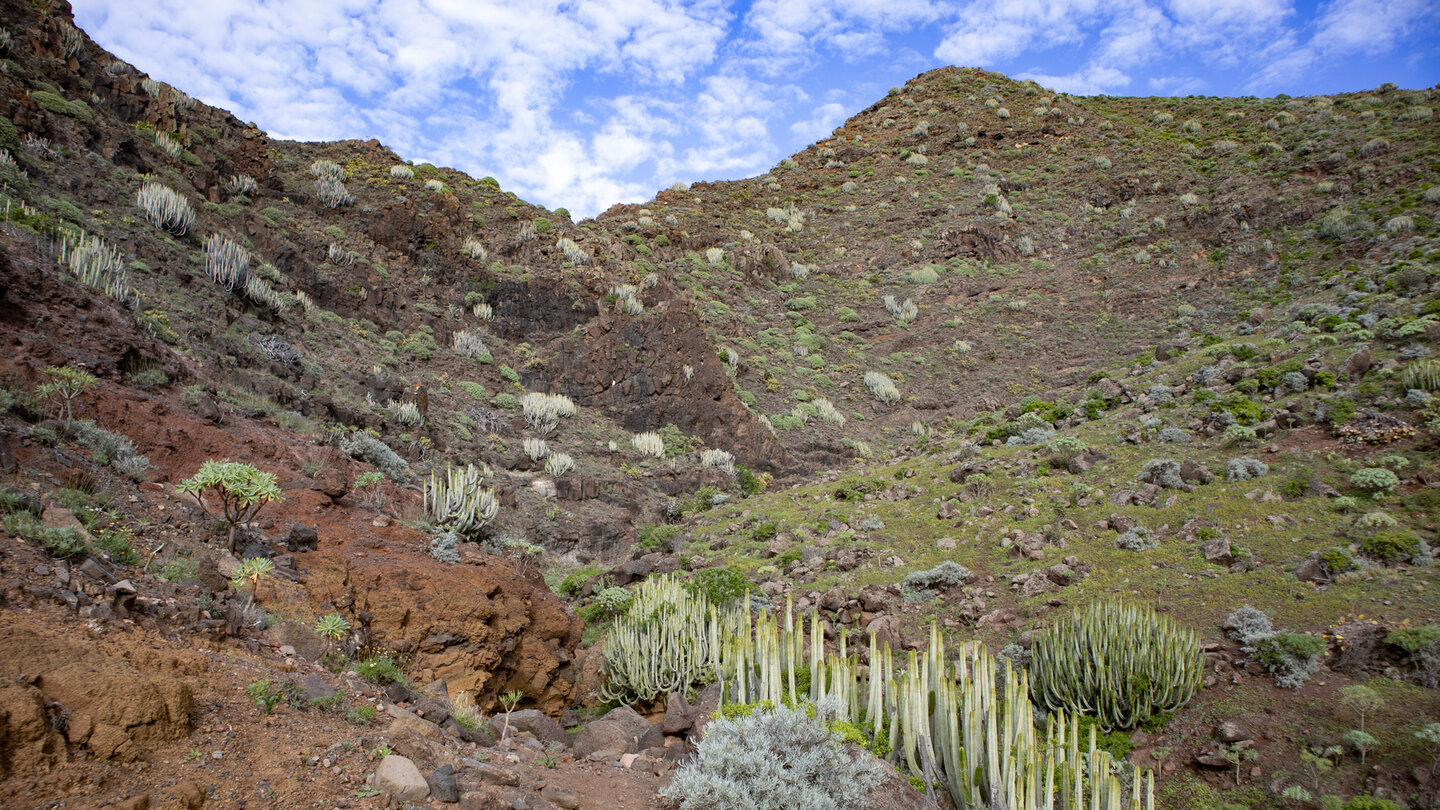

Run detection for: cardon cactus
[[1029, 601, 1203, 730], [424, 463, 498, 537], [600, 574, 720, 703]]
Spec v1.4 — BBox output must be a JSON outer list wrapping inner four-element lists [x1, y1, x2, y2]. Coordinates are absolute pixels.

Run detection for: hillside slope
[[0, 0, 1438, 808]]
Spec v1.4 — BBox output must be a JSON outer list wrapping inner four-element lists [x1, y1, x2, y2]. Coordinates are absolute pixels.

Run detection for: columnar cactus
[[423, 463, 498, 537], [1028, 600, 1203, 730]]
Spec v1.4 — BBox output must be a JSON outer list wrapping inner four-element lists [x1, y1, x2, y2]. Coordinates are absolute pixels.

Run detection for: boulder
[[312, 466, 351, 501], [572, 710, 654, 759], [1215, 720, 1252, 744], [427, 764, 460, 803], [540, 783, 580, 809], [285, 524, 318, 552], [372, 755, 429, 802], [0, 682, 68, 777], [1293, 557, 1326, 583], [1344, 348, 1371, 379], [1200, 536, 1233, 566], [490, 709, 566, 745], [866, 614, 904, 652], [1179, 460, 1213, 485], [662, 692, 695, 735]]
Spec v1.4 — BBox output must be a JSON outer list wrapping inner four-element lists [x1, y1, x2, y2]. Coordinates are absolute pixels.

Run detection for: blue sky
[[71, 0, 1438, 219]]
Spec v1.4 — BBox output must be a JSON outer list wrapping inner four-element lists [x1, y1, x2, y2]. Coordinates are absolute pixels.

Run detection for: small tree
[[36, 365, 96, 428], [179, 460, 284, 551], [498, 689, 523, 740], [1342, 729, 1377, 765], [1219, 743, 1258, 786], [1340, 685, 1383, 736], [1415, 723, 1440, 775]]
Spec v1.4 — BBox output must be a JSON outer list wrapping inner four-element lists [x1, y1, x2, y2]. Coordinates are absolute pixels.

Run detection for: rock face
[[541, 297, 796, 475], [0, 624, 195, 767], [0, 682, 69, 777], [302, 525, 582, 713]]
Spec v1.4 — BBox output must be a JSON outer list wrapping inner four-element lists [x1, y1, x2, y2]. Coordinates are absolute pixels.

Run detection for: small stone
[[539, 783, 580, 809]]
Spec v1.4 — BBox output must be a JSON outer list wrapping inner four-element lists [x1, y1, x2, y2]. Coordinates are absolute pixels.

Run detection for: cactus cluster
[[1029, 601, 1202, 731], [864, 371, 901, 404], [424, 463, 498, 538], [603, 583, 1156, 808], [600, 575, 718, 703], [632, 431, 665, 458], [520, 392, 576, 435], [135, 180, 194, 235], [700, 448, 735, 475]]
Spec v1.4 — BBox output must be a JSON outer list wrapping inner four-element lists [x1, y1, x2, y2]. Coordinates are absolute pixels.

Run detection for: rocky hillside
[[0, 0, 1438, 808]]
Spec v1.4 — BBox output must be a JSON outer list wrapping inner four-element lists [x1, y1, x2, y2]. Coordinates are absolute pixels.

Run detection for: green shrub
[[558, 565, 603, 596], [1342, 797, 1402, 810], [581, 586, 633, 623], [400, 331, 438, 361], [1216, 393, 1262, 425], [736, 465, 763, 497], [1385, 625, 1440, 654], [41, 526, 89, 559], [355, 654, 405, 685], [30, 90, 95, 124], [636, 523, 682, 551], [684, 567, 750, 606], [1350, 468, 1400, 498], [1360, 530, 1421, 561], [1252, 633, 1325, 689], [751, 522, 778, 542], [158, 557, 199, 584]]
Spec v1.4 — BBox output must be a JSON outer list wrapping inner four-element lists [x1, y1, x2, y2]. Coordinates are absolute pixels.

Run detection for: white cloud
[[790, 102, 849, 140], [1312, 0, 1428, 55], [1020, 65, 1132, 95]]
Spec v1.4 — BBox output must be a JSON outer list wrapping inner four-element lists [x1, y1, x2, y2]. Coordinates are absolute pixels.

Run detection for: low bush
[[660, 701, 883, 810]]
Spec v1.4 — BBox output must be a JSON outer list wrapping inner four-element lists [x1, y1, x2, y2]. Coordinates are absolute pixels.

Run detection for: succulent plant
[[1029, 601, 1203, 730], [424, 463, 498, 537]]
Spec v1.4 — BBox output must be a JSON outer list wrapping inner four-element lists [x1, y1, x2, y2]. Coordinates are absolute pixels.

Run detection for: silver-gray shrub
[[1227, 457, 1269, 481], [135, 180, 194, 235], [1281, 372, 1308, 393], [1156, 427, 1190, 444], [71, 419, 150, 477], [1147, 384, 1172, 403], [1006, 425, 1055, 446], [341, 432, 409, 481], [1224, 606, 1274, 647], [1116, 526, 1158, 552], [901, 560, 973, 601], [1138, 458, 1185, 489], [430, 532, 460, 563], [660, 700, 883, 810]]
